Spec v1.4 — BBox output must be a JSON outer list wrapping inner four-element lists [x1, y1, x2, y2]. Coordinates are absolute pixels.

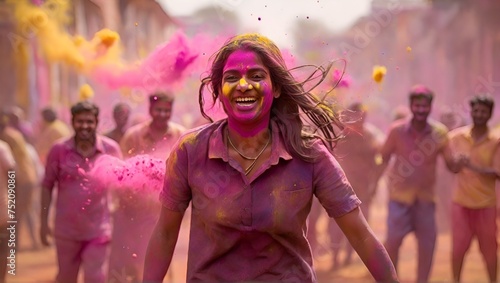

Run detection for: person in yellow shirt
[[34, 107, 72, 165], [448, 95, 500, 283]]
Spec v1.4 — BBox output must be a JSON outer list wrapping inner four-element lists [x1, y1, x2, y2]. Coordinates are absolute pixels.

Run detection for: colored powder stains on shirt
[[159, 120, 359, 282]]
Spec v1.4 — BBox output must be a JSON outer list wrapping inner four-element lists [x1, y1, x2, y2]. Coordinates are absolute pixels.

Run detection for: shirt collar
[[463, 125, 494, 144], [208, 119, 293, 163], [403, 118, 433, 135], [66, 135, 105, 155], [143, 120, 174, 140]]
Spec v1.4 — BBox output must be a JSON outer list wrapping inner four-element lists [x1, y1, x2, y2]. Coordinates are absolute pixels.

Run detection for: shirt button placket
[[241, 184, 252, 226]]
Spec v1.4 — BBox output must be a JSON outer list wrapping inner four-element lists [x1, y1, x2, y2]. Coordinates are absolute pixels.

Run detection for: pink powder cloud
[[90, 154, 165, 196], [91, 31, 199, 93]]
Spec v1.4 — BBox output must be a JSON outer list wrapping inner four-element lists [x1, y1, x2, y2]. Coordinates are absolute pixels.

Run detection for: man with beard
[[447, 95, 500, 283], [376, 85, 463, 282], [40, 101, 121, 283]]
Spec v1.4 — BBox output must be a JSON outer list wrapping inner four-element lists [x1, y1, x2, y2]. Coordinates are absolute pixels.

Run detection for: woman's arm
[[335, 207, 399, 283], [143, 206, 184, 283]]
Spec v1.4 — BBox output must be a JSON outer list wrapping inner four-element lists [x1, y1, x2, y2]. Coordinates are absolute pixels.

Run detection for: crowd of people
[[0, 33, 499, 283]]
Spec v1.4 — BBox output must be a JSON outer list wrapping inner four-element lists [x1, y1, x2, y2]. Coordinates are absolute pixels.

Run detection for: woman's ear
[[273, 86, 281, 98]]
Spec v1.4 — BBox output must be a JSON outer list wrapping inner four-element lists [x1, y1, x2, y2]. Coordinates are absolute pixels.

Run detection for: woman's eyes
[[251, 74, 264, 80], [224, 73, 265, 82], [224, 76, 238, 82]]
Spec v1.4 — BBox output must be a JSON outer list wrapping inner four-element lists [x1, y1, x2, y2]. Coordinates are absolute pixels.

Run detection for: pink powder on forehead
[[90, 155, 166, 197]]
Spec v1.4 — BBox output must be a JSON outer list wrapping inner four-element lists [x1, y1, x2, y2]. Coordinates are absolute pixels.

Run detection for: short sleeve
[[159, 138, 192, 212], [313, 143, 361, 218]]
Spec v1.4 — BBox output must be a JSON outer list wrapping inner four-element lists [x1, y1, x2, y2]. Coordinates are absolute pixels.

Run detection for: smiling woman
[[143, 33, 399, 283]]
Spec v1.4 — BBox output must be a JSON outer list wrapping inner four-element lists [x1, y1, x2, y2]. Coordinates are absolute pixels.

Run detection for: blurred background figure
[[435, 108, 467, 233], [34, 107, 72, 165], [109, 92, 185, 283], [376, 85, 460, 283], [0, 110, 39, 251], [440, 108, 466, 131], [5, 106, 34, 144], [0, 139, 15, 283], [392, 105, 411, 122], [5, 107, 45, 250], [447, 95, 500, 283], [327, 102, 384, 269], [104, 102, 131, 144]]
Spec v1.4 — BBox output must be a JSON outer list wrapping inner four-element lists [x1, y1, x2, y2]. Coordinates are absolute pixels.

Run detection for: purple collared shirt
[[160, 120, 360, 283], [42, 135, 122, 241], [381, 118, 448, 204]]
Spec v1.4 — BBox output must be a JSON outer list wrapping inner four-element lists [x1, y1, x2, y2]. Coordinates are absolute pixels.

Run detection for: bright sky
[[159, 0, 372, 48]]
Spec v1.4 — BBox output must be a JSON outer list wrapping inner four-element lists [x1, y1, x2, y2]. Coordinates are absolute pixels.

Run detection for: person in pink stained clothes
[[447, 95, 500, 283], [119, 94, 185, 160], [108, 93, 185, 283], [376, 85, 465, 283], [328, 102, 384, 269], [143, 33, 398, 283], [40, 101, 122, 283]]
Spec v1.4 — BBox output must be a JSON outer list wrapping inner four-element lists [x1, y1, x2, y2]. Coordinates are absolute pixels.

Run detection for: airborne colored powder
[[332, 69, 351, 88], [9, 0, 85, 68], [8, 0, 122, 72], [372, 65, 387, 84], [90, 31, 199, 93], [89, 154, 166, 197]]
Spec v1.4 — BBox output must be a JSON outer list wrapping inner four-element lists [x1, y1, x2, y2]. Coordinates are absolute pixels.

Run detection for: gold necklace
[[227, 130, 271, 175]]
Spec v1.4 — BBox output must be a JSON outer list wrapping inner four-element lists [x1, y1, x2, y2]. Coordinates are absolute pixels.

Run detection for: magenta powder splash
[[332, 69, 351, 88], [91, 30, 198, 93], [90, 154, 165, 196]]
